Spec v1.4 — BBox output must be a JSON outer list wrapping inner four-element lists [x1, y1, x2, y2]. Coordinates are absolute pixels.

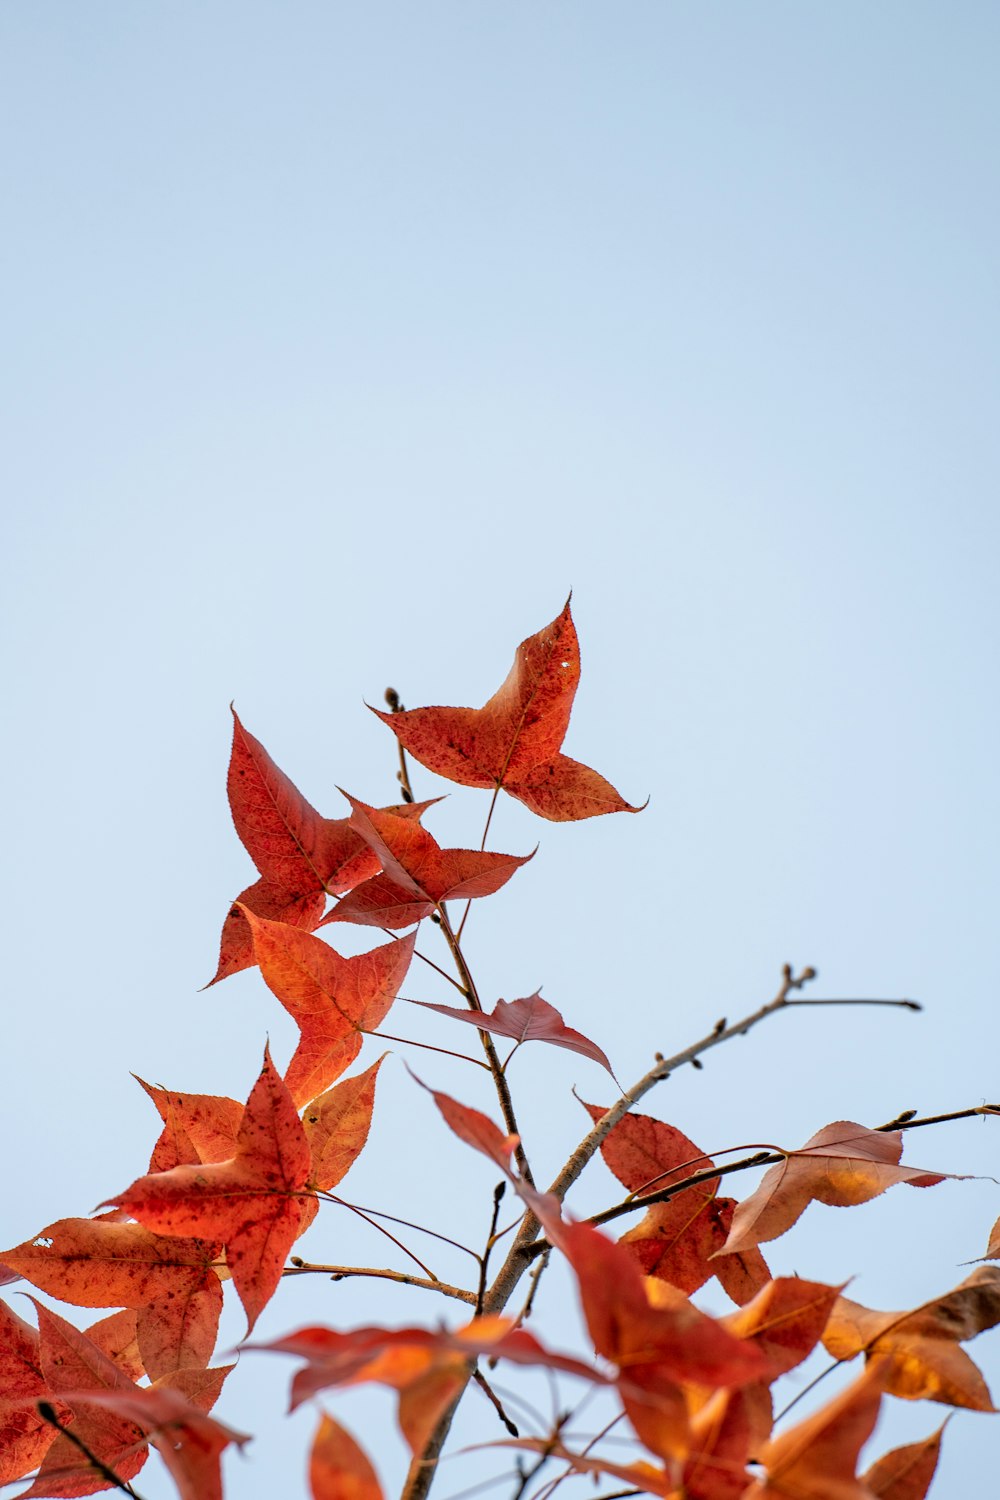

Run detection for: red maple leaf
[[370, 601, 644, 821], [105, 1047, 313, 1331], [322, 796, 533, 928], [208, 709, 433, 983]]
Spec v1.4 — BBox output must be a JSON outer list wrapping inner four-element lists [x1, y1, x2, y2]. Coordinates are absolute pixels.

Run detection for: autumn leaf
[[208, 707, 434, 983], [249, 1315, 610, 1418], [106, 1046, 313, 1331], [822, 1267, 1000, 1409], [370, 600, 643, 821], [723, 1277, 843, 1379], [303, 1056, 386, 1193], [238, 908, 414, 1105], [310, 1414, 383, 1500], [684, 1385, 773, 1500], [322, 796, 533, 928], [2, 1218, 223, 1381], [24, 1300, 150, 1499], [135, 1077, 244, 1173], [582, 1102, 770, 1303], [862, 1425, 946, 1500], [412, 992, 614, 1075], [743, 1371, 883, 1500], [0, 1297, 57, 1485], [58, 1379, 248, 1500], [718, 1122, 947, 1256], [557, 1221, 769, 1463], [412, 1073, 519, 1170]]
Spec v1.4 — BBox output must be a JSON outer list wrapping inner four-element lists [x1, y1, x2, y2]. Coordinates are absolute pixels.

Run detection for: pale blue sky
[[3, 5, 999, 1496]]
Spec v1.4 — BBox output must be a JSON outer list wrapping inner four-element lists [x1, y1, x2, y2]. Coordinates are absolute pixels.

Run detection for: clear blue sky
[[3, 4, 999, 1496]]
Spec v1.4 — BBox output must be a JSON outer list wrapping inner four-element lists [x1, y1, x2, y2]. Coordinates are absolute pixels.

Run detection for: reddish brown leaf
[[583, 1103, 770, 1304], [822, 1267, 1000, 1409], [2, 1219, 223, 1381], [303, 1056, 386, 1193], [413, 992, 614, 1075], [310, 1414, 383, 1500], [862, 1425, 945, 1500], [239, 909, 414, 1105], [414, 1075, 519, 1169], [107, 1047, 313, 1331], [323, 797, 533, 928], [743, 1372, 882, 1499], [719, 1122, 947, 1255], [370, 601, 643, 821], [723, 1277, 842, 1378]]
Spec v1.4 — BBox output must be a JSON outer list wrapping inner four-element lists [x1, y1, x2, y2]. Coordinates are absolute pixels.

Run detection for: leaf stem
[[325, 1192, 484, 1263]]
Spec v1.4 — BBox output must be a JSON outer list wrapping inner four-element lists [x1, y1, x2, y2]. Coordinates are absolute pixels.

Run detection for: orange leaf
[[2, 1219, 223, 1381], [323, 797, 533, 928], [303, 1056, 386, 1193], [822, 1267, 1000, 1409], [310, 1414, 383, 1500], [106, 1047, 313, 1331], [684, 1385, 773, 1500], [370, 601, 643, 821], [723, 1277, 843, 1378], [239, 910, 414, 1106], [862, 1424, 946, 1500], [743, 1372, 882, 1500], [719, 1122, 946, 1255], [135, 1077, 243, 1172]]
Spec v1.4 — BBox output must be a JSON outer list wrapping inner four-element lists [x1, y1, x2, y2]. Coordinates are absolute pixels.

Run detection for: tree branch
[[284, 1259, 476, 1304]]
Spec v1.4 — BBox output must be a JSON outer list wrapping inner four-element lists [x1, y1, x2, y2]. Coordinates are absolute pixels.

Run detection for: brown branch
[[284, 1259, 476, 1304], [472, 1367, 520, 1436]]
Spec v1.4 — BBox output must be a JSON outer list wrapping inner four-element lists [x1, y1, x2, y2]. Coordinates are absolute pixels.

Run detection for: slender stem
[[326, 1192, 483, 1263], [320, 1194, 441, 1280], [37, 1403, 147, 1500], [787, 997, 922, 1011], [772, 1356, 843, 1423], [477, 1183, 508, 1314], [366, 1029, 491, 1070], [284, 1260, 475, 1304], [384, 687, 415, 802], [436, 903, 535, 1187], [473, 1368, 520, 1436]]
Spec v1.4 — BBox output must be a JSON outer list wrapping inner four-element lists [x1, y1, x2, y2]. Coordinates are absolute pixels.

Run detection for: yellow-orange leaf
[[310, 1414, 383, 1500], [822, 1267, 1000, 1409]]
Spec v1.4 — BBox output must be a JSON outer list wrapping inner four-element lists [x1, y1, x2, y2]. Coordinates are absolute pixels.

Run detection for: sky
[[2, 3, 999, 1496]]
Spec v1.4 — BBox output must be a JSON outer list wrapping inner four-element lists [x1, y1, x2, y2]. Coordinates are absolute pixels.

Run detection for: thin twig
[[37, 1402, 147, 1500], [473, 1368, 520, 1437], [436, 902, 535, 1187], [384, 687, 415, 802], [366, 1028, 491, 1070], [477, 1182, 508, 1314], [325, 1192, 483, 1263], [284, 1259, 475, 1304]]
